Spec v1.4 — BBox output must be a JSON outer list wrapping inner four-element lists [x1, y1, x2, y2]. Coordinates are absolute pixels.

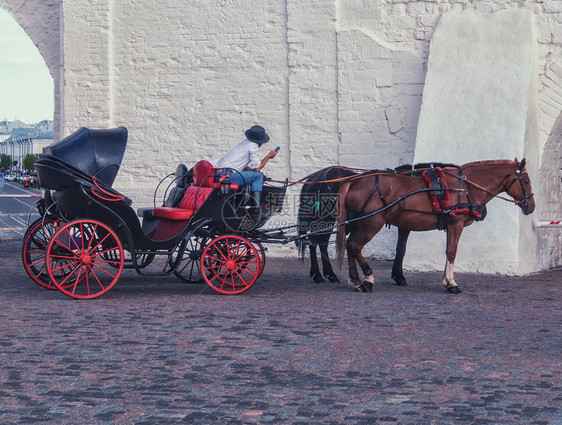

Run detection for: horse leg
[[391, 227, 410, 286], [442, 222, 464, 294], [347, 223, 383, 293], [309, 244, 325, 283], [347, 257, 362, 291], [320, 244, 340, 283]]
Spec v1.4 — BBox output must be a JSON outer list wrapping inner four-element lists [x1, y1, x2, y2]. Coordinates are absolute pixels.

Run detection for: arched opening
[[0, 2, 60, 137], [0, 6, 58, 169]]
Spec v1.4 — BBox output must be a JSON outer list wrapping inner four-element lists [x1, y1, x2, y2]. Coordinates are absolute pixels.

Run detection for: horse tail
[[296, 188, 309, 262], [335, 181, 352, 273], [296, 238, 306, 261]]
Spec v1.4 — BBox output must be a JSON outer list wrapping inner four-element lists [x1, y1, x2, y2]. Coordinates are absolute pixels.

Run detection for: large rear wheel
[[46, 220, 124, 299], [22, 218, 59, 289], [201, 235, 260, 294]]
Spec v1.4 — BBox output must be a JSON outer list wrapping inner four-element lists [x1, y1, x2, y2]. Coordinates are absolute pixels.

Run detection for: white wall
[[8, 0, 560, 272]]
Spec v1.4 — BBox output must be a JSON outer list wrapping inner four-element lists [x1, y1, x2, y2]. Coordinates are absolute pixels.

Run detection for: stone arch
[[536, 53, 562, 268], [540, 112, 562, 219], [538, 111, 562, 268], [0, 1, 60, 137]]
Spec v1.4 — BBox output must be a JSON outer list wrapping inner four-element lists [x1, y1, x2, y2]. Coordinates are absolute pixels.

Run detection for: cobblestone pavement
[[1, 239, 561, 424]]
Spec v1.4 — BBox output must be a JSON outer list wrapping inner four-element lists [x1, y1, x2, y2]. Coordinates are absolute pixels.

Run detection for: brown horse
[[335, 158, 535, 293]]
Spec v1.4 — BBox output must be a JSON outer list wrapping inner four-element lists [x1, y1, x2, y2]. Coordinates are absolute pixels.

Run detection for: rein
[[268, 167, 386, 186], [269, 161, 533, 210]]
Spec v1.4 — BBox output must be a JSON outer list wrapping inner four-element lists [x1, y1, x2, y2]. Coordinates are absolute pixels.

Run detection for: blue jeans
[[226, 171, 264, 192]]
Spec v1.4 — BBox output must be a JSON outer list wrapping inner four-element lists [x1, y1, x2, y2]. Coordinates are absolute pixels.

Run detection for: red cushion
[[153, 207, 194, 220], [179, 186, 214, 211], [193, 160, 214, 187]]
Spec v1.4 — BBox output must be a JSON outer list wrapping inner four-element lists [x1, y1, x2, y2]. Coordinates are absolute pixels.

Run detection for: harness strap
[[422, 167, 452, 212], [358, 174, 388, 214], [418, 166, 486, 227]]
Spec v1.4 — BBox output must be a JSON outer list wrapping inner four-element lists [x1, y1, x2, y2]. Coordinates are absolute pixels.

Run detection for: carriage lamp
[[219, 174, 232, 195], [221, 181, 231, 195]]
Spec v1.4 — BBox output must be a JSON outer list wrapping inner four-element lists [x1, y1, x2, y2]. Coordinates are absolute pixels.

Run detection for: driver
[[214, 125, 278, 215]]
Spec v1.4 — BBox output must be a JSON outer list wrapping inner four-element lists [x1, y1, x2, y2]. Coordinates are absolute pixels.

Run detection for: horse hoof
[[392, 275, 408, 286], [447, 286, 462, 294], [348, 278, 360, 289], [361, 280, 373, 293], [311, 273, 325, 283], [325, 274, 340, 283]]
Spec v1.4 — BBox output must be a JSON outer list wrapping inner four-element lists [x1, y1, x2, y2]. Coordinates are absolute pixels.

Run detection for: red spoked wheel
[[201, 235, 261, 294], [22, 218, 59, 289], [46, 220, 124, 299]]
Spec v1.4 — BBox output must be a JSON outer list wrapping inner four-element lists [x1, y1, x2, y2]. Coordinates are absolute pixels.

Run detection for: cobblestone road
[[1, 240, 561, 424]]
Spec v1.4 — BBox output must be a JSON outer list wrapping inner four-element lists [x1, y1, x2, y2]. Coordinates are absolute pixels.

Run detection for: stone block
[[412, 8, 538, 275], [409, 10, 536, 274], [415, 8, 535, 163]]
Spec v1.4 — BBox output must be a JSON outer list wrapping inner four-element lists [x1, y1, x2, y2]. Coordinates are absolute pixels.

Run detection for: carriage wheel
[[174, 232, 210, 283], [46, 220, 124, 299], [22, 218, 79, 290], [201, 235, 260, 294], [22, 218, 59, 289]]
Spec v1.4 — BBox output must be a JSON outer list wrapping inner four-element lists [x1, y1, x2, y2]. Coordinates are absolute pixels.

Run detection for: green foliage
[[23, 154, 40, 172], [0, 154, 11, 170]]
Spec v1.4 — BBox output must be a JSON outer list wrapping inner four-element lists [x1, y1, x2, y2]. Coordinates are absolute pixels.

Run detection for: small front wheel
[[46, 220, 124, 299], [201, 235, 260, 294], [174, 232, 209, 283]]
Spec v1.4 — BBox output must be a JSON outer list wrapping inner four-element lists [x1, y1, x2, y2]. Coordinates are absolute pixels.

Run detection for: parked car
[[5, 174, 15, 182]]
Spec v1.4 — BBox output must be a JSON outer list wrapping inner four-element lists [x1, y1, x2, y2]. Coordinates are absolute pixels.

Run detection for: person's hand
[[267, 150, 278, 159]]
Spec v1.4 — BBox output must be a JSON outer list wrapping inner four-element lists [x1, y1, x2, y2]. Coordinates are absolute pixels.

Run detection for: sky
[[0, 8, 54, 124]]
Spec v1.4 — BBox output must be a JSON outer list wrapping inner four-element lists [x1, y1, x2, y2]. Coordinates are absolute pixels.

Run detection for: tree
[[23, 154, 40, 173], [0, 154, 11, 171]]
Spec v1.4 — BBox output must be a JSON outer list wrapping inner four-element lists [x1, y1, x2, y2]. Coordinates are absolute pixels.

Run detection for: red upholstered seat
[[152, 207, 194, 220], [152, 160, 215, 221]]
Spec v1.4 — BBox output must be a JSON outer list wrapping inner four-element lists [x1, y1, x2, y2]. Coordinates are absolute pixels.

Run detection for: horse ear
[[520, 158, 526, 169], [514, 157, 519, 164]]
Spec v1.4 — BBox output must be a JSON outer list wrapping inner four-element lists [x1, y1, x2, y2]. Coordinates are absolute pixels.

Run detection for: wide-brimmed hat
[[245, 125, 270, 144]]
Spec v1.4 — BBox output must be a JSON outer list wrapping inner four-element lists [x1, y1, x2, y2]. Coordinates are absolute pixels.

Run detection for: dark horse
[[335, 158, 535, 293], [297, 167, 356, 283], [296, 166, 421, 285]]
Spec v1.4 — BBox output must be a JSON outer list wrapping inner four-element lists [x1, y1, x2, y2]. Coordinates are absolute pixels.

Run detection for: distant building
[[0, 120, 53, 170]]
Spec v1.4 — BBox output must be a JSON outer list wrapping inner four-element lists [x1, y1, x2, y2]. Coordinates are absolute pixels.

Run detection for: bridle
[[440, 160, 534, 209], [505, 161, 534, 210]]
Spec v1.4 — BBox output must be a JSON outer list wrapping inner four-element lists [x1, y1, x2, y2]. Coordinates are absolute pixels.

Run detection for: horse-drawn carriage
[[22, 127, 287, 298], [22, 126, 535, 298]]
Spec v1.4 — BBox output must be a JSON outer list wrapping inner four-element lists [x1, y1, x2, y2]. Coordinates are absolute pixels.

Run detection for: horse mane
[[462, 159, 514, 168], [359, 168, 396, 176], [394, 162, 460, 172], [394, 160, 515, 173]]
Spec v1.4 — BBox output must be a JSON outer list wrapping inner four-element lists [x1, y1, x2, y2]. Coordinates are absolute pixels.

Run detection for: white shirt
[[214, 139, 261, 171]]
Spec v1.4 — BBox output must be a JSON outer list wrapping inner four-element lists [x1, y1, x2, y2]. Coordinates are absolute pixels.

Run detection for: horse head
[[506, 157, 535, 215]]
